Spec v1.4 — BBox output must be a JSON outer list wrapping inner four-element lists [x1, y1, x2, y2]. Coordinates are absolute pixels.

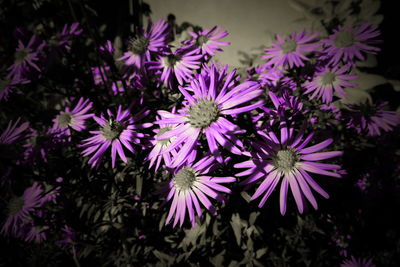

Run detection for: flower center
[[196, 35, 209, 46], [129, 36, 149, 55], [164, 54, 182, 68], [58, 112, 73, 128], [102, 121, 125, 140], [273, 149, 298, 171], [14, 48, 30, 63], [7, 196, 25, 216], [187, 99, 220, 129], [334, 30, 355, 48], [156, 126, 172, 146], [280, 40, 297, 54], [174, 167, 197, 191], [320, 72, 337, 86]]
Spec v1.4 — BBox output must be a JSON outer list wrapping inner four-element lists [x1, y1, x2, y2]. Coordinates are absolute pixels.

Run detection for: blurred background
[[148, 0, 305, 67]]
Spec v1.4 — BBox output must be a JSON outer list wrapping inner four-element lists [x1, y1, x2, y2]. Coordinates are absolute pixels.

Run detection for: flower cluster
[[1, 8, 399, 266]]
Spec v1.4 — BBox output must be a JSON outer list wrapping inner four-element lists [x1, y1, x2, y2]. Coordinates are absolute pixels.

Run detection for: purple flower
[[41, 183, 61, 204], [1, 182, 44, 237], [253, 91, 305, 133], [356, 173, 370, 192], [235, 125, 343, 214], [23, 223, 48, 243], [81, 106, 152, 168], [184, 26, 230, 57], [155, 65, 264, 167], [52, 97, 93, 137], [341, 256, 376, 267], [346, 102, 400, 136], [57, 225, 76, 249], [264, 91, 304, 120], [99, 40, 115, 58], [91, 66, 144, 95], [91, 66, 109, 85], [0, 118, 29, 145], [246, 65, 283, 88], [60, 23, 82, 45], [303, 64, 357, 103], [157, 155, 235, 227], [7, 35, 46, 80], [146, 111, 184, 171], [0, 77, 30, 101], [148, 47, 202, 87], [50, 22, 82, 50], [21, 127, 68, 165], [322, 23, 381, 66], [119, 19, 170, 70], [262, 30, 319, 69]]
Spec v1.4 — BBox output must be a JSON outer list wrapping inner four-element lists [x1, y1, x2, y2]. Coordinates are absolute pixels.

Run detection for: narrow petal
[[279, 178, 289, 215]]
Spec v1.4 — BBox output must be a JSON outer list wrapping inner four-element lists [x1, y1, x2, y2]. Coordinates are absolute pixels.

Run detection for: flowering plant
[[0, 1, 399, 266]]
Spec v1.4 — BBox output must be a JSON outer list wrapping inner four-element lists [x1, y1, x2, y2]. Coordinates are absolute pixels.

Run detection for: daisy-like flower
[[148, 47, 202, 87], [81, 106, 152, 168], [345, 102, 400, 136], [56, 225, 78, 258], [322, 23, 381, 66], [52, 97, 93, 137], [262, 30, 319, 69], [119, 19, 170, 70], [254, 91, 305, 130], [58, 22, 82, 50], [1, 182, 44, 237], [57, 225, 76, 249], [0, 118, 29, 145], [235, 124, 343, 214], [155, 65, 264, 167], [184, 26, 230, 57], [24, 223, 49, 243], [341, 256, 376, 267], [246, 65, 283, 88], [49, 22, 82, 50], [7, 35, 46, 80], [147, 110, 189, 171], [99, 40, 115, 58], [0, 77, 30, 101], [157, 155, 235, 227], [303, 64, 357, 103], [91, 65, 145, 95], [21, 127, 68, 165]]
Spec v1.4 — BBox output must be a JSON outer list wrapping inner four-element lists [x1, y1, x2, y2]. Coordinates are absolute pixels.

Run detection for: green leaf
[[359, 0, 380, 17], [93, 210, 101, 223], [356, 54, 377, 68], [230, 213, 242, 246], [209, 250, 225, 267], [256, 248, 268, 259], [153, 250, 174, 265], [80, 203, 89, 218], [228, 260, 239, 267], [341, 88, 372, 105], [352, 70, 387, 91], [159, 212, 167, 231], [388, 79, 400, 92], [182, 224, 205, 248], [240, 191, 251, 203], [136, 175, 143, 196], [249, 211, 260, 226]]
